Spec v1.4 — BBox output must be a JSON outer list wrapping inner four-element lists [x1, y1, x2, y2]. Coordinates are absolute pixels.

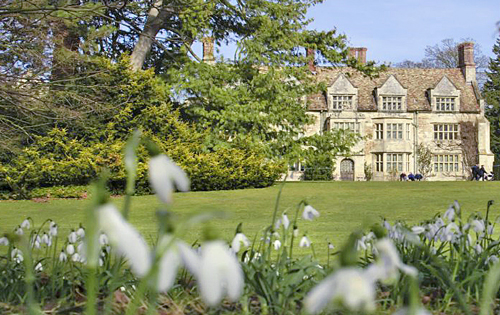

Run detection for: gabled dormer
[[326, 74, 358, 111], [429, 76, 461, 112], [375, 75, 407, 112]]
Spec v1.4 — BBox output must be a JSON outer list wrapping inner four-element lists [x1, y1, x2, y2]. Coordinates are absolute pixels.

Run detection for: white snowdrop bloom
[[293, 227, 299, 237], [21, 219, 30, 229], [66, 244, 75, 255], [49, 222, 58, 237], [383, 219, 391, 231], [197, 241, 243, 306], [444, 222, 461, 242], [231, 233, 250, 254], [392, 307, 432, 315], [76, 227, 85, 238], [68, 231, 77, 243], [373, 238, 418, 281], [443, 206, 455, 222], [435, 217, 445, 227], [77, 242, 85, 254], [35, 262, 43, 272], [59, 250, 68, 262], [304, 267, 376, 314], [148, 154, 190, 204], [177, 241, 200, 275], [411, 226, 425, 235], [97, 203, 151, 277], [299, 235, 311, 248], [471, 219, 485, 234], [282, 213, 290, 230], [99, 258, 104, 267], [15, 226, 23, 236], [328, 242, 335, 250], [488, 223, 494, 235], [11, 248, 23, 263], [32, 236, 41, 249], [356, 238, 367, 251], [155, 235, 181, 292], [72, 253, 81, 262], [302, 205, 320, 221], [273, 240, 281, 250], [486, 255, 499, 265], [99, 233, 108, 245], [0, 237, 9, 246], [474, 243, 483, 254]]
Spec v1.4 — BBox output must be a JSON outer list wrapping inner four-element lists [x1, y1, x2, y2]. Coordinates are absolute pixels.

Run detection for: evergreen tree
[[484, 37, 500, 162]]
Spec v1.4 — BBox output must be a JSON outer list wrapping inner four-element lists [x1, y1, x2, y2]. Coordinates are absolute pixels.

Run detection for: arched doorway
[[340, 159, 354, 181]]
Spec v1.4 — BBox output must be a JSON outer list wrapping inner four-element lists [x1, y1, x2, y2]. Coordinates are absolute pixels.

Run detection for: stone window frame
[[375, 123, 384, 140], [329, 94, 354, 111], [429, 76, 461, 113], [386, 123, 404, 140], [375, 153, 384, 172], [332, 121, 361, 135], [386, 153, 404, 172], [433, 154, 460, 173], [435, 97, 458, 112], [433, 123, 459, 142]]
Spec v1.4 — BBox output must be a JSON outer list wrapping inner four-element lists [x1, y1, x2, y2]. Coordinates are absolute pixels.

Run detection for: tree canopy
[[484, 36, 500, 163]]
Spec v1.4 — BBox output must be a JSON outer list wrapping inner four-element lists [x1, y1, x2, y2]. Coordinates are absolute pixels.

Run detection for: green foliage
[[484, 37, 500, 163]]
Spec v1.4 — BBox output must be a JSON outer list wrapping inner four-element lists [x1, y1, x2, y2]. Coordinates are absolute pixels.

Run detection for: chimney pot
[[202, 37, 215, 64], [307, 48, 316, 72], [458, 42, 476, 83], [349, 47, 367, 64]]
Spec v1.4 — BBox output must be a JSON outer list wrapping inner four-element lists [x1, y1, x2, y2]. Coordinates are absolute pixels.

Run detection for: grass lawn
[[1, 181, 499, 262]]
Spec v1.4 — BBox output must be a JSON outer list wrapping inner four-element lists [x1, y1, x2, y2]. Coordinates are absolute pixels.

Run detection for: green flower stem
[[289, 201, 304, 260], [267, 177, 287, 260], [19, 237, 42, 315]]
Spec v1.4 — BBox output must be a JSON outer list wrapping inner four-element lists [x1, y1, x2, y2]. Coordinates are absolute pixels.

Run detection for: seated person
[[415, 173, 423, 181], [408, 172, 415, 181]]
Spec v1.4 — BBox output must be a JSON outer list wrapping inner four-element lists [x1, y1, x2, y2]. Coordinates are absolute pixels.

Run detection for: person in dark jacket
[[471, 164, 479, 181], [408, 172, 415, 181], [479, 165, 486, 181]]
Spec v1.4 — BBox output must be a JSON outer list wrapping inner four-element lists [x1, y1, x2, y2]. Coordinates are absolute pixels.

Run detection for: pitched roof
[[308, 67, 480, 112]]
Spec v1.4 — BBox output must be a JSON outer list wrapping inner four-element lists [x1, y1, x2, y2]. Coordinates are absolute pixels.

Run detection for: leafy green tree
[[484, 37, 500, 163]]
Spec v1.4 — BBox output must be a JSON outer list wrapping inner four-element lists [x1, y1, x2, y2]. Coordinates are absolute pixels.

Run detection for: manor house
[[292, 43, 494, 181]]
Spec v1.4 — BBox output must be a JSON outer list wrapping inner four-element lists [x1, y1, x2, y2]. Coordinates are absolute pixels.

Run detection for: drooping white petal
[[198, 241, 243, 306], [35, 262, 43, 271], [299, 236, 311, 248], [282, 214, 290, 229], [443, 206, 455, 221], [231, 233, 250, 253], [21, 219, 30, 229], [66, 244, 75, 255], [273, 240, 281, 250], [68, 231, 77, 243], [304, 267, 376, 314], [148, 154, 190, 204], [49, 223, 58, 237], [302, 205, 320, 221], [97, 203, 151, 277], [374, 238, 418, 280], [15, 226, 23, 236], [72, 253, 81, 262], [99, 233, 108, 245], [77, 227, 85, 238], [293, 228, 299, 237], [0, 237, 9, 246], [411, 226, 425, 234], [471, 219, 485, 234], [177, 241, 200, 275], [59, 251, 67, 262], [156, 235, 181, 292]]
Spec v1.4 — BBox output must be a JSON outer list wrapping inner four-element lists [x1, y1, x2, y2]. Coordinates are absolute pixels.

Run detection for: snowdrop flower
[[76, 227, 85, 238], [68, 230, 77, 243], [66, 244, 75, 255], [474, 243, 483, 254], [293, 227, 299, 237], [35, 262, 43, 272], [77, 242, 85, 254], [411, 226, 425, 235], [11, 248, 23, 263], [72, 253, 81, 262], [299, 235, 311, 248], [41, 233, 52, 247], [15, 226, 23, 236], [328, 242, 335, 250], [370, 238, 418, 282], [273, 240, 281, 250], [97, 203, 151, 277], [0, 237, 9, 246], [304, 267, 376, 313], [155, 235, 182, 292], [59, 250, 68, 262], [488, 223, 494, 235], [197, 241, 243, 306], [486, 255, 499, 265], [148, 154, 190, 204], [99, 233, 108, 246], [21, 219, 30, 230], [302, 205, 320, 221], [282, 213, 290, 229], [435, 217, 445, 227], [471, 219, 485, 234], [383, 219, 391, 231], [49, 221, 58, 237], [443, 206, 455, 222], [231, 233, 250, 254], [32, 235, 41, 249]]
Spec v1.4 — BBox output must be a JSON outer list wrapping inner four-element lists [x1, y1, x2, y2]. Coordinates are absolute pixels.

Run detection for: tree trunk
[[130, 0, 173, 71]]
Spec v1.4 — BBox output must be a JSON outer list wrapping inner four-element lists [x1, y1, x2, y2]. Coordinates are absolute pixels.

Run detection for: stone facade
[[288, 43, 494, 181]]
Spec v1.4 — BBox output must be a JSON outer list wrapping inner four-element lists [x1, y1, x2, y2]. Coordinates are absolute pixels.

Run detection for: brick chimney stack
[[307, 48, 316, 72], [458, 42, 476, 83], [202, 37, 215, 64], [349, 47, 367, 64]]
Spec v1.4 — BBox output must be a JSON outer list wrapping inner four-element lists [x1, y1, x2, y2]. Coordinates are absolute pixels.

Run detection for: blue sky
[[307, 0, 500, 64]]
